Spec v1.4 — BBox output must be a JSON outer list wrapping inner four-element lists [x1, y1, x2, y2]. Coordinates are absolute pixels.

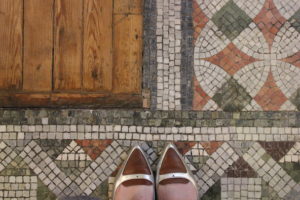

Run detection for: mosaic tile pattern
[[0, 111, 300, 200], [2, 135, 300, 199], [221, 178, 262, 199], [156, 0, 182, 110], [193, 0, 300, 111], [0, 176, 37, 199]]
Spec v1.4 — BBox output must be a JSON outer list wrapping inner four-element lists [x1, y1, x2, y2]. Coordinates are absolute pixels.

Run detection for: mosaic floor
[[2, 0, 300, 199], [193, 0, 300, 112], [0, 109, 299, 200]]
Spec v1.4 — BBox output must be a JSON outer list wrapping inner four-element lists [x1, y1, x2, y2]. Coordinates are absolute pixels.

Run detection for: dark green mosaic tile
[[280, 162, 300, 183], [289, 8, 300, 33], [91, 180, 109, 200], [0, 155, 33, 176], [201, 180, 221, 200], [186, 155, 209, 170], [261, 180, 281, 200], [37, 179, 57, 200], [55, 160, 92, 180], [290, 88, 300, 111], [212, 78, 252, 112], [211, 0, 252, 40], [36, 140, 72, 160]]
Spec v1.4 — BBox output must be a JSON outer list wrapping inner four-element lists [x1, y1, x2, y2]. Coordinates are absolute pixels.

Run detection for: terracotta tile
[[174, 141, 197, 154], [226, 157, 257, 178], [75, 140, 113, 160], [281, 51, 300, 69], [254, 72, 287, 110], [200, 141, 224, 155], [193, 0, 209, 43], [204, 43, 258, 75], [253, 0, 286, 49], [259, 142, 295, 161], [193, 76, 211, 110]]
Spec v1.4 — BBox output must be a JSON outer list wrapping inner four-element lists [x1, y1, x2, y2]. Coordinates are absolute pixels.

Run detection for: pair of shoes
[[113, 143, 198, 200]]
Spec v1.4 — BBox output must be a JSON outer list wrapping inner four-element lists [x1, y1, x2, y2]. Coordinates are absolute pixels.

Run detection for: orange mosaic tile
[[192, 0, 209, 43], [254, 72, 287, 110], [175, 141, 197, 154], [75, 139, 113, 160], [193, 76, 210, 110], [253, 0, 286, 49], [200, 141, 224, 155], [282, 51, 300, 69], [204, 43, 258, 75]]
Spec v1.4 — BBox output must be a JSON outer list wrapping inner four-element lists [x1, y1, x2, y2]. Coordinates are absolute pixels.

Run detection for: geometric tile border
[[195, 142, 240, 197], [2, 138, 300, 199], [1, 140, 125, 199], [156, 0, 182, 110], [2, 125, 300, 142], [193, 0, 300, 112], [221, 178, 262, 199], [243, 142, 300, 199], [0, 176, 37, 199]]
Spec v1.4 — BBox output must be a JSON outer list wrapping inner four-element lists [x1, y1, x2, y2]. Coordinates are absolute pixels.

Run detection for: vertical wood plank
[[54, 0, 83, 90], [23, 0, 53, 91], [114, 0, 143, 14], [0, 0, 22, 90], [113, 15, 142, 93], [83, 0, 113, 91]]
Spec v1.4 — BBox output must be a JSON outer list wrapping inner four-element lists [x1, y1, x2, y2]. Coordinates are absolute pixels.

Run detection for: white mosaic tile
[[271, 62, 300, 98], [0, 176, 37, 200], [221, 177, 262, 200], [18, 140, 125, 198], [234, 61, 270, 98], [56, 140, 92, 161], [0, 141, 17, 173], [156, 0, 182, 110], [195, 142, 240, 197], [243, 142, 298, 198], [273, 0, 300, 19], [279, 142, 300, 163], [194, 60, 230, 97], [199, 0, 231, 18], [194, 21, 230, 59], [271, 22, 300, 59], [232, 23, 270, 59], [233, 0, 265, 18], [280, 100, 298, 111]]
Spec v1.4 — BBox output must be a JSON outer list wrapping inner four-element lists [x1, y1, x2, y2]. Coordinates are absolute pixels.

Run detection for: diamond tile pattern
[[193, 0, 300, 111], [212, 78, 252, 111], [289, 8, 300, 33], [211, 0, 252, 40], [1, 135, 300, 199]]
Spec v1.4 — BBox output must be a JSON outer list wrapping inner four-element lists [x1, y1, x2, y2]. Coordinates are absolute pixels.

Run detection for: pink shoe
[[156, 143, 199, 200], [113, 145, 155, 200]]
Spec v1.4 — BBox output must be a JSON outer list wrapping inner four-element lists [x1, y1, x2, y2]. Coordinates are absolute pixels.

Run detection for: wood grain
[[23, 0, 53, 91], [113, 14, 142, 94], [83, 0, 113, 91], [114, 0, 143, 14], [0, 92, 142, 108], [54, 0, 83, 90], [0, 0, 22, 90]]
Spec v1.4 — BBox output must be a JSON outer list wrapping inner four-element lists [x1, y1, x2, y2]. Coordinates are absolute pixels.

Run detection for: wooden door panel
[[0, 0, 22, 90], [83, 0, 113, 91], [23, 0, 53, 92], [54, 0, 83, 91], [113, 14, 142, 94], [0, 0, 143, 108], [114, 0, 143, 14]]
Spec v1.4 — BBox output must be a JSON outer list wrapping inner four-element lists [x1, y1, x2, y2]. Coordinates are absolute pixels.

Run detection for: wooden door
[[0, 0, 143, 108]]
